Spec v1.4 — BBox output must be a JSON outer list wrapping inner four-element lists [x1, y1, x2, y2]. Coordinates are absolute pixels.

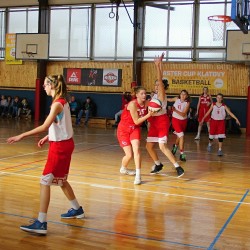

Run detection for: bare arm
[[201, 104, 213, 122], [7, 102, 63, 144], [154, 53, 165, 103], [167, 97, 178, 102], [128, 101, 152, 125], [196, 96, 201, 115], [225, 106, 240, 125]]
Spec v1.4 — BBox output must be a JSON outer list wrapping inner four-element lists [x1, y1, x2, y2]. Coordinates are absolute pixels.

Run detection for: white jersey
[[152, 93, 167, 116], [48, 99, 73, 141], [172, 98, 188, 120], [211, 103, 226, 120]]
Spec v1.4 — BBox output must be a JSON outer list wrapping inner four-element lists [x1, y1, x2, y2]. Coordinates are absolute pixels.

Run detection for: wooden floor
[[0, 119, 249, 250]]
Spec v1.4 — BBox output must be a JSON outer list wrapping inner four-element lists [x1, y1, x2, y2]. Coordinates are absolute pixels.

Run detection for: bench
[[71, 115, 115, 128]]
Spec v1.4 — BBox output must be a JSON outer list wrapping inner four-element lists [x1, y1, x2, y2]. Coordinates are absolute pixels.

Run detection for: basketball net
[[208, 15, 232, 41]]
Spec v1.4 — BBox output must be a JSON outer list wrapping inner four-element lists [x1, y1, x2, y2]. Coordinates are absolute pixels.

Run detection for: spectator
[[113, 92, 131, 127], [21, 98, 32, 119], [76, 97, 96, 126], [0, 95, 8, 117], [6, 96, 14, 118], [69, 95, 79, 116], [12, 96, 22, 119]]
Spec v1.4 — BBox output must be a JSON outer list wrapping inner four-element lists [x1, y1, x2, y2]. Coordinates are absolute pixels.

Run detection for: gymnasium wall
[[0, 60, 248, 127]]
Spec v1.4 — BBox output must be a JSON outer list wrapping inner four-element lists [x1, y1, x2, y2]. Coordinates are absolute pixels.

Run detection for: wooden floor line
[[207, 189, 250, 250], [0, 210, 207, 249], [1, 171, 249, 205]]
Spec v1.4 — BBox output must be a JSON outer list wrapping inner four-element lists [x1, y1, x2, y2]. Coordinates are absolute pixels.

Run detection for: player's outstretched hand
[[236, 119, 241, 126], [6, 134, 23, 144]]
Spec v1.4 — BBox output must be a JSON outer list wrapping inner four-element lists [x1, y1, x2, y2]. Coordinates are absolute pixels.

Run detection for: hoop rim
[[208, 15, 232, 22]]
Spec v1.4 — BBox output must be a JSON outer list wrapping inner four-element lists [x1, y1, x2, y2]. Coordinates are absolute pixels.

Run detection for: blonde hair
[[46, 75, 67, 101]]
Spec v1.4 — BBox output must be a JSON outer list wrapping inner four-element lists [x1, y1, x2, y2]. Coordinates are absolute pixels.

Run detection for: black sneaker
[[180, 154, 186, 162], [172, 144, 178, 155], [150, 163, 164, 174], [176, 166, 184, 177]]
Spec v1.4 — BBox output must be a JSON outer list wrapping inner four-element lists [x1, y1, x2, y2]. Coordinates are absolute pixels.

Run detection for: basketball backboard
[[15, 33, 49, 60], [226, 30, 250, 62], [231, 0, 250, 34]]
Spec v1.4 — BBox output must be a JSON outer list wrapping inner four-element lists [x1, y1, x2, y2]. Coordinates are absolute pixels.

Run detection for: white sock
[[121, 165, 126, 170], [208, 142, 212, 146], [70, 199, 80, 210], [174, 162, 179, 168], [38, 212, 47, 223], [136, 168, 141, 177], [154, 160, 161, 165], [219, 148, 222, 151]]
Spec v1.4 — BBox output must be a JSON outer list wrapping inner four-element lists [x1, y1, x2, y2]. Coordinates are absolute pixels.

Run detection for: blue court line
[[207, 189, 249, 250], [0, 211, 207, 249]]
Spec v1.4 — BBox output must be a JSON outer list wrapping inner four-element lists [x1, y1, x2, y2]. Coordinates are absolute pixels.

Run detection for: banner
[[163, 69, 228, 90], [5, 33, 22, 65], [63, 68, 122, 87]]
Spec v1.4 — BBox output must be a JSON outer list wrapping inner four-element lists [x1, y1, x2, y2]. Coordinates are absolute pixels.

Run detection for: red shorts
[[172, 117, 187, 137], [43, 138, 74, 181], [198, 107, 210, 123], [147, 115, 169, 143], [117, 124, 141, 147], [209, 119, 226, 139]]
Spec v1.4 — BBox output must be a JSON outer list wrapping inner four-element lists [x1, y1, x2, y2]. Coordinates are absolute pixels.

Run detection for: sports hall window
[[49, 6, 91, 59], [0, 9, 5, 59]]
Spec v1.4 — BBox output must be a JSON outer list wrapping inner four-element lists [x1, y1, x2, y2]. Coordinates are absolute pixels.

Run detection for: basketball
[[148, 99, 162, 112]]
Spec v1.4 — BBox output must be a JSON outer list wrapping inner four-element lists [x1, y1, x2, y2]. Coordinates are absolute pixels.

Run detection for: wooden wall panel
[[47, 61, 133, 93], [0, 61, 37, 89], [141, 62, 249, 97]]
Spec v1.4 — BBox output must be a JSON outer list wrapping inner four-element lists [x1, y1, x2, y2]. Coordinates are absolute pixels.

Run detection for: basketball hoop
[[208, 15, 232, 41]]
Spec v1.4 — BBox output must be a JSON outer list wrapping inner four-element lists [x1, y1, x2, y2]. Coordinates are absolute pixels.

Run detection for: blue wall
[[0, 89, 247, 127]]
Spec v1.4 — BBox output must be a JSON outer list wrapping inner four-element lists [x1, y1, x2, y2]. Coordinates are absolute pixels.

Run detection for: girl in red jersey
[[117, 86, 152, 185], [7, 75, 84, 235], [168, 90, 190, 162], [202, 93, 240, 156], [146, 54, 184, 177], [194, 87, 213, 140]]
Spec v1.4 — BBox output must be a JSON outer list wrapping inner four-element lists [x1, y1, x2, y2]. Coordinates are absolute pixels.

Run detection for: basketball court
[[0, 0, 250, 249]]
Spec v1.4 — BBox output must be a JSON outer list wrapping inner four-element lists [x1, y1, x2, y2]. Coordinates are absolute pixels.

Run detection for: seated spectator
[[76, 96, 96, 126], [21, 98, 32, 119], [6, 96, 13, 118], [12, 96, 22, 119], [113, 92, 131, 127], [0, 95, 8, 117], [69, 95, 79, 116], [186, 107, 198, 132]]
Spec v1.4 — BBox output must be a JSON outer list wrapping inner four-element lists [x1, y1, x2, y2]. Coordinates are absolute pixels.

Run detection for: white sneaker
[[134, 176, 141, 185], [120, 167, 136, 176], [194, 135, 200, 140]]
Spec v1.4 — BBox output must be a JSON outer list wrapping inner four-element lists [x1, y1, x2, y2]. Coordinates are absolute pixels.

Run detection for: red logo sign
[[66, 69, 81, 84], [104, 72, 117, 84]]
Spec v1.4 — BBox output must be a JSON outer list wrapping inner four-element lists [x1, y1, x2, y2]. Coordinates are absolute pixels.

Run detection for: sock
[[208, 142, 212, 146], [219, 148, 222, 151], [70, 199, 80, 210], [136, 168, 141, 177], [38, 212, 47, 223], [180, 150, 184, 155], [174, 162, 179, 168], [154, 160, 161, 166], [121, 165, 126, 170]]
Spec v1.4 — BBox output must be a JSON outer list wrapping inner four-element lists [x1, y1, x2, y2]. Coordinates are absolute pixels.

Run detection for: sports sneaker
[[150, 163, 164, 174], [176, 166, 184, 178], [61, 206, 85, 219], [134, 176, 141, 185], [20, 219, 47, 235], [217, 150, 223, 156], [180, 154, 186, 162], [120, 167, 136, 176], [207, 144, 212, 152], [194, 135, 200, 140], [172, 144, 178, 155]]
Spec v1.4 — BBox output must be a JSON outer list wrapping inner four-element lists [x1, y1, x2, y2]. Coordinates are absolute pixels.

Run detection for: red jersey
[[119, 100, 147, 127], [198, 94, 212, 123]]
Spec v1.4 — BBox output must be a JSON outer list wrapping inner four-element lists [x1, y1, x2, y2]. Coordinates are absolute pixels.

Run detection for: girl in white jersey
[[202, 93, 240, 156], [7, 75, 84, 235], [146, 54, 184, 178], [168, 90, 190, 162]]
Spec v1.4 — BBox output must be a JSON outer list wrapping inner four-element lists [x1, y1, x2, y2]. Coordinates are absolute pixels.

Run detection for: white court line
[[0, 150, 47, 161], [1, 171, 249, 205]]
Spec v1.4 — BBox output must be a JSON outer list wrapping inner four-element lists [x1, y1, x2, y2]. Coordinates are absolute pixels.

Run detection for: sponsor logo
[[67, 69, 81, 84], [104, 72, 117, 84]]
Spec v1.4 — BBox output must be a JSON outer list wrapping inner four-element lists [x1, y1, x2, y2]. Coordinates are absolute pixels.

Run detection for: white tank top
[[172, 98, 188, 120], [152, 93, 167, 116], [48, 99, 73, 141], [211, 103, 226, 120]]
